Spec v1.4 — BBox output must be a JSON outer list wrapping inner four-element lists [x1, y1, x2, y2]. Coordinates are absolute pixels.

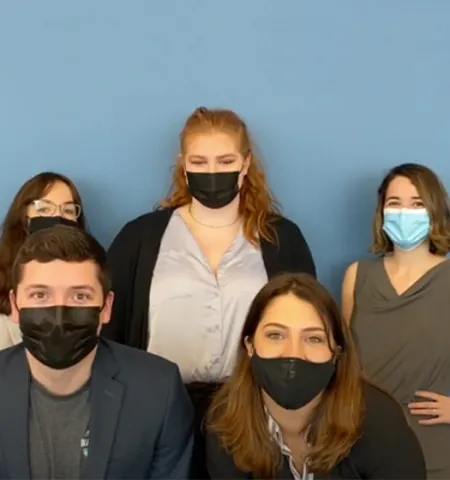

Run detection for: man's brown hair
[[370, 163, 450, 255], [11, 225, 110, 297], [206, 273, 364, 478]]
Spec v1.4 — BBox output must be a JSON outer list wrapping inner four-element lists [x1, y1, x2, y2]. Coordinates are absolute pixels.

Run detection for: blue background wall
[[1, 1, 449, 297]]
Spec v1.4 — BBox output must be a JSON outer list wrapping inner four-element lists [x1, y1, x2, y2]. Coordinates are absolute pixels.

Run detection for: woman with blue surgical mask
[[341, 163, 450, 480]]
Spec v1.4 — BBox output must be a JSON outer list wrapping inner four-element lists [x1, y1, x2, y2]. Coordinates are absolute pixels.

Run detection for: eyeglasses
[[31, 199, 82, 219]]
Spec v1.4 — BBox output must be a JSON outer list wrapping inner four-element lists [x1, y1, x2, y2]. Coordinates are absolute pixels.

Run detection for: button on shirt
[[148, 210, 268, 383]]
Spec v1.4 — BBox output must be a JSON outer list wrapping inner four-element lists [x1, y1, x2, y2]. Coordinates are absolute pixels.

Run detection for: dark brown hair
[[371, 163, 450, 255], [207, 273, 364, 477], [160, 107, 280, 245], [0, 172, 87, 314], [11, 225, 109, 297]]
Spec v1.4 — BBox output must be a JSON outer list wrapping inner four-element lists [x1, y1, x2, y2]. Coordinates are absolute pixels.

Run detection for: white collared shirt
[[266, 411, 314, 480]]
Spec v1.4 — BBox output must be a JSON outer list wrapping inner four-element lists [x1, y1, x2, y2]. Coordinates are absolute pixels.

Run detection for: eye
[[220, 158, 236, 165], [29, 291, 48, 301], [188, 158, 206, 165], [73, 292, 93, 302], [62, 206, 76, 216], [306, 335, 326, 344], [266, 331, 284, 340], [37, 206, 51, 214], [385, 200, 400, 207], [413, 201, 425, 208]]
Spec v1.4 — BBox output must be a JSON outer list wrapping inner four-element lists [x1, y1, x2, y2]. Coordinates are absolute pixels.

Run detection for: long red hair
[[160, 107, 280, 244]]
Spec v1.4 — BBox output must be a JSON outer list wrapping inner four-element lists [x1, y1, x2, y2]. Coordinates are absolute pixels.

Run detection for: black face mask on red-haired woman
[[28, 216, 78, 234], [186, 171, 240, 209]]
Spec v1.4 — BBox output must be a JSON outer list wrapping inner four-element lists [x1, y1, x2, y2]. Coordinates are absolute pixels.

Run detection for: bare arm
[[341, 262, 358, 325]]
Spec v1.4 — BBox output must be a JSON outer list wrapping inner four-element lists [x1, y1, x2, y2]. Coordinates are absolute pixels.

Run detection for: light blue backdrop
[[1, 1, 449, 297]]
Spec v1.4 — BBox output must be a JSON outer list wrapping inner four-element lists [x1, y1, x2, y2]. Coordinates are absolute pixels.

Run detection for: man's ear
[[9, 290, 20, 325], [99, 291, 114, 326]]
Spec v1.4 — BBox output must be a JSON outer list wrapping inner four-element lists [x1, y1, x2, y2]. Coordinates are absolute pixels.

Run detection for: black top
[[206, 383, 426, 480], [102, 207, 316, 349]]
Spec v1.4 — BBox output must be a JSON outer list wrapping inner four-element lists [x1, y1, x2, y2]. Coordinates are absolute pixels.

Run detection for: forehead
[[386, 175, 420, 198], [186, 132, 239, 157], [259, 293, 325, 330], [19, 260, 100, 288], [40, 181, 74, 203]]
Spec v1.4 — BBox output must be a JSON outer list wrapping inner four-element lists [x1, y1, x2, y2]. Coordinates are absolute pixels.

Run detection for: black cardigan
[[206, 383, 426, 480], [102, 207, 316, 349]]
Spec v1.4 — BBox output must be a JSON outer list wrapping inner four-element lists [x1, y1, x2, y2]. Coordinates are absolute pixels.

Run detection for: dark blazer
[[0, 340, 194, 479], [206, 383, 426, 479], [102, 207, 316, 348]]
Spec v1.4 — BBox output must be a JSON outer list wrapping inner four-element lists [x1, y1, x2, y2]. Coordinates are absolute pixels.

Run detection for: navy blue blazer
[[0, 339, 194, 479]]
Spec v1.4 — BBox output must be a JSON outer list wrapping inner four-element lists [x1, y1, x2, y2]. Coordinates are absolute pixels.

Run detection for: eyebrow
[[24, 284, 95, 291], [262, 322, 325, 332], [385, 195, 422, 200], [188, 154, 238, 160]]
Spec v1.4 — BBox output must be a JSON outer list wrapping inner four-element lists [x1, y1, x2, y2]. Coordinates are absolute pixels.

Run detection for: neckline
[[381, 257, 449, 297]]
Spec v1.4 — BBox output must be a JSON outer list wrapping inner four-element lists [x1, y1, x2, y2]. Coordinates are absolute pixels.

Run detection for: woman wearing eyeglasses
[[0, 171, 86, 350]]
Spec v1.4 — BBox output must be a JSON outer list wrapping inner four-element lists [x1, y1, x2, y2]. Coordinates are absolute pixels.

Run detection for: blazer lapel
[[0, 346, 31, 479], [83, 341, 124, 479]]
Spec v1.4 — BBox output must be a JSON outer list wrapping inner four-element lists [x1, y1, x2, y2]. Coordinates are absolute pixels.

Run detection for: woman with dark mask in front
[[0, 171, 86, 350], [206, 273, 426, 479], [102, 107, 316, 478]]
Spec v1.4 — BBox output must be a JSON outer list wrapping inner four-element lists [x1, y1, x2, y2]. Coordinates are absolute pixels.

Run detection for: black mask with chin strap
[[250, 354, 336, 410], [28, 216, 78, 234], [19, 306, 100, 370]]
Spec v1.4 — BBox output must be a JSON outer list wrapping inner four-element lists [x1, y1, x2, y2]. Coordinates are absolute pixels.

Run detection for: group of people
[[0, 106, 448, 479]]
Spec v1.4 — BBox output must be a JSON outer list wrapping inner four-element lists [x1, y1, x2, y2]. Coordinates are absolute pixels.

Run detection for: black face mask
[[186, 171, 240, 209], [19, 306, 100, 370], [28, 216, 78, 234], [250, 354, 335, 410]]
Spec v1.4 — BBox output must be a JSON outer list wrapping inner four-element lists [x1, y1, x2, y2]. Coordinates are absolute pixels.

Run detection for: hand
[[408, 390, 450, 425]]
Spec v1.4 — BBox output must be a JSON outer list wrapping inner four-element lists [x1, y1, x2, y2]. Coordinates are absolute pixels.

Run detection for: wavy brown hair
[[0, 172, 86, 315], [159, 107, 280, 245], [207, 273, 364, 478], [370, 163, 450, 255]]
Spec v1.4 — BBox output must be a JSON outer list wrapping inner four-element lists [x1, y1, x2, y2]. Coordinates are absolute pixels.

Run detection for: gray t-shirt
[[29, 379, 90, 479]]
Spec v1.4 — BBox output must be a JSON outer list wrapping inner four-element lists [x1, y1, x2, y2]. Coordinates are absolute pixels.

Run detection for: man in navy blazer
[[0, 224, 194, 479]]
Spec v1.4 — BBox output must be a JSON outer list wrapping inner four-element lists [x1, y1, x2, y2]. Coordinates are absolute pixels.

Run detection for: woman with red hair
[[103, 106, 316, 477]]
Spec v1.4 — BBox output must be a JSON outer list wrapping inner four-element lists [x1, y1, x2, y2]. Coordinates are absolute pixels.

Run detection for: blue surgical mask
[[382, 208, 430, 251]]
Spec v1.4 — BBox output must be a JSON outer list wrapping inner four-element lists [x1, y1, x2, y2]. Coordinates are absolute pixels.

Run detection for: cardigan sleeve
[[102, 219, 141, 344], [285, 219, 316, 278], [351, 384, 426, 479]]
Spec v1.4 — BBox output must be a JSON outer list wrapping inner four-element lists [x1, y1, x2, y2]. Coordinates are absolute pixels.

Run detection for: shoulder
[[270, 214, 303, 237], [269, 214, 311, 249], [0, 314, 22, 348], [361, 382, 405, 421], [343, 258, 382, 287], [0, 342, 25, 373], [112, 208, 175, 241], [346, 382, 426, 478], [107, 208, 175, 264], [103, 339, 179, 381], [342, 262, 359, 288], [205, 426, 249, 479]]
